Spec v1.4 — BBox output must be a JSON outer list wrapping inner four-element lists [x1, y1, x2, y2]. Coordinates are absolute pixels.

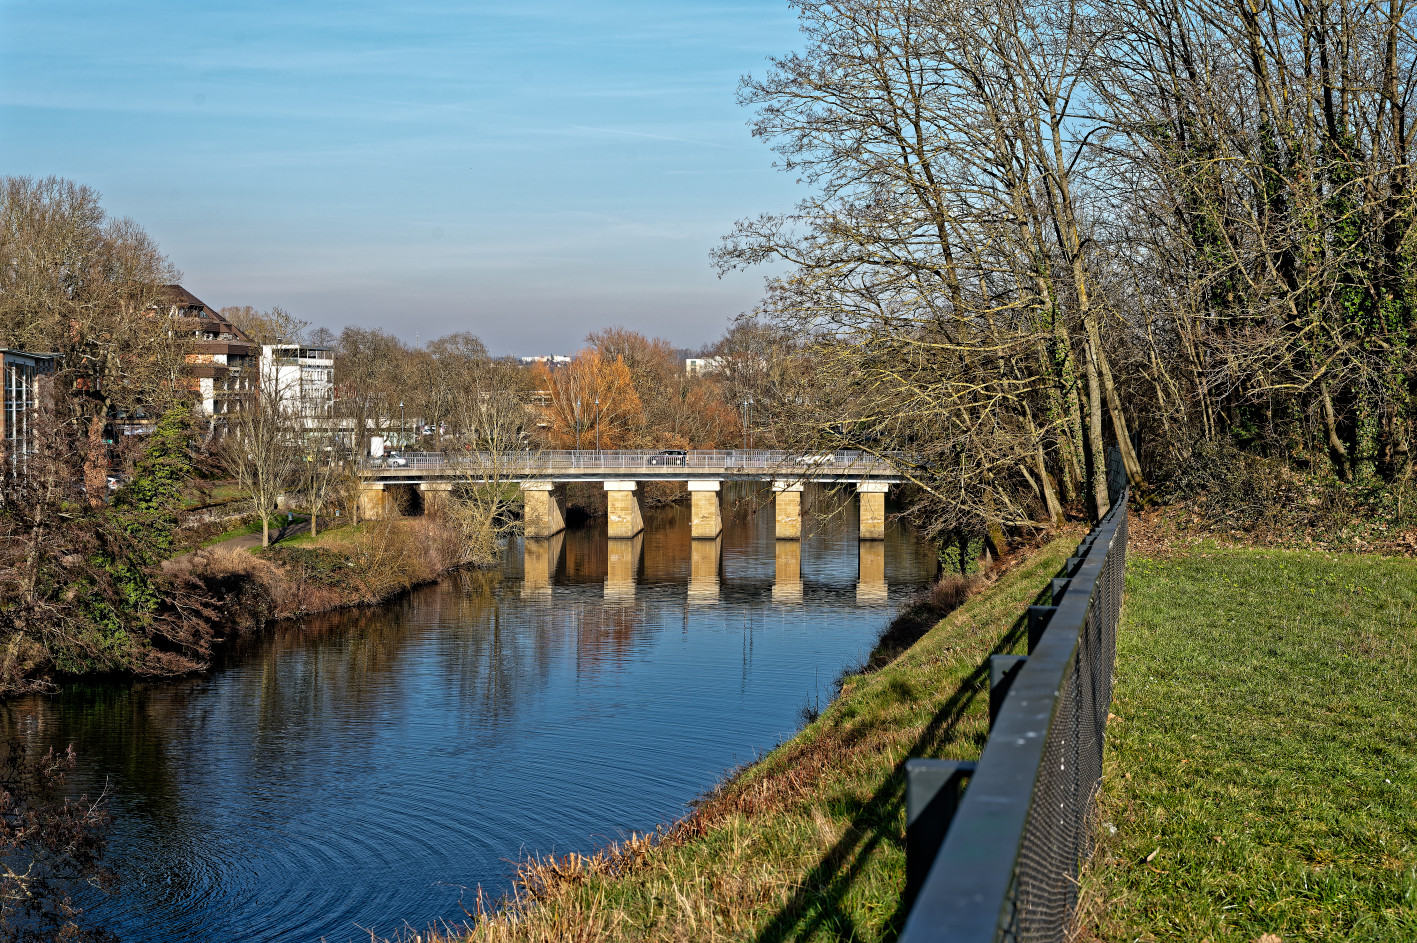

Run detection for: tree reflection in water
[[0, 488, 939, 943]]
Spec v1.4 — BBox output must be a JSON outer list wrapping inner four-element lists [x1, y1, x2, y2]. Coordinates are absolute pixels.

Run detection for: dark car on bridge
[[647, 449, 687, 466]]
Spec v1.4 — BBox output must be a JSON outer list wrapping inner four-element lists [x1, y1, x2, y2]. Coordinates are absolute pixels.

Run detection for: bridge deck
[[360, 449, 905, 484]]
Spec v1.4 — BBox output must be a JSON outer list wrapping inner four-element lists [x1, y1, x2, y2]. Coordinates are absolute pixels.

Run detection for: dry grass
[[170, 517, 470, 632], [409, 533, 1079, 943]]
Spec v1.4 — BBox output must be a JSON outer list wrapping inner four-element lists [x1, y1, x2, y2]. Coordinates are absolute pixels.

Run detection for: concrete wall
[[858, 482, 889, 540], [522, 483, 567, 537], [773, 482, 803, 540], [688, 480, 722, 538], [605, 481, 644, 538]]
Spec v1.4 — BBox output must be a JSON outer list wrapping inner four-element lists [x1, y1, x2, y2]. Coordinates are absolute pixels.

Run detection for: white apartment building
[[684, 356, 725, 376], [261, 345, 335, 423], [157, 285, 258, 419]]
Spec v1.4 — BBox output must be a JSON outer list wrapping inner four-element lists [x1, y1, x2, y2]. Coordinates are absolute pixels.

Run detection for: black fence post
[[1027, 605, 1057, 653], [904, 759, 976, 909], [988, 655, 1027, 729], [1050, 577, 1072, 605]]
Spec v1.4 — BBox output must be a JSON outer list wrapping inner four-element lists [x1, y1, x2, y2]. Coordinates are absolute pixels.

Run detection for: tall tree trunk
[[1085, 316, 1146, 487], [1085, 334, 1110, 520], [1320, 379, 1352, 480], [84, 410, 107, 508]]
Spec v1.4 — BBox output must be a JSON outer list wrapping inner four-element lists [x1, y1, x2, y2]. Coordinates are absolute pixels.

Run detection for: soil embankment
[[166, 515, 472, 642]]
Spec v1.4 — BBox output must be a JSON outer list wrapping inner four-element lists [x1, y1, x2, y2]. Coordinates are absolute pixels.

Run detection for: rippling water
[[3, 486, 938, 942]]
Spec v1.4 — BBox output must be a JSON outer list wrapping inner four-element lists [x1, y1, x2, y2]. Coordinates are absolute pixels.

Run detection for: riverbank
[[1075, 544, 1417, 942], [167, 515, 472, 634], [429, 531, 1077, 943]]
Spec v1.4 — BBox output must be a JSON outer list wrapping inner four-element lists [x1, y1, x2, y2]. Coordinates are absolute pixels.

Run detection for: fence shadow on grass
[[751, 583, 1050, 943]]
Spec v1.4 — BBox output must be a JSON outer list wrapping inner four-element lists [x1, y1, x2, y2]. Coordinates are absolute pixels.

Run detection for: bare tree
[[223, 371, 301, 548], [448, 380, 536, 565], [0, 176, 188, 505]]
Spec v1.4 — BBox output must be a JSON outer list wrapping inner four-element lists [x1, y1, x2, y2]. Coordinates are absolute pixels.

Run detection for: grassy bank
[[1079, 545, 1417, 942], [434, 534, 1076, 943], [170, 516, 469, 629]]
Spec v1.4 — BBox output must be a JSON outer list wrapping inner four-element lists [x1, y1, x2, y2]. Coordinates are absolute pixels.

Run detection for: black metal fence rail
[[899, 461, 1129, 943]]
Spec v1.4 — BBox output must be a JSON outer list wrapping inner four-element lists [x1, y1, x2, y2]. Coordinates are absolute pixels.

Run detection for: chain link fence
[[900, 450, 1129, 942]]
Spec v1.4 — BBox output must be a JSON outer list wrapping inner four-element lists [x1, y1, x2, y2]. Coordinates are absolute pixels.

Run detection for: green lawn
[[199, 514, 308, 548], [257, 518, 359, 550], [182, 481, 249, 509], [1084, 546, 1417, 942]]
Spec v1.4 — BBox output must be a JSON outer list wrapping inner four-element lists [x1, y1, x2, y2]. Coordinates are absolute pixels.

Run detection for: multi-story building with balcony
[[260, 344, 335, 424], [1, 348, 57, 477], [155, 285, 258, 418]]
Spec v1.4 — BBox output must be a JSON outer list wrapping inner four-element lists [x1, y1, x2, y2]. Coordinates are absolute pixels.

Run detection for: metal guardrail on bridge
[[899, 451, 1129, 943], [359, 448, 904, 476]]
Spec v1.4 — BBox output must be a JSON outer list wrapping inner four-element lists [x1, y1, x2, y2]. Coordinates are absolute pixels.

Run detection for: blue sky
[[0, 0, 802, 353]]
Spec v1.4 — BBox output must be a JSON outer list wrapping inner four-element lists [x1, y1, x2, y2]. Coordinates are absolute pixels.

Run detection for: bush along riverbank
[[421, 532, 1077, 943]]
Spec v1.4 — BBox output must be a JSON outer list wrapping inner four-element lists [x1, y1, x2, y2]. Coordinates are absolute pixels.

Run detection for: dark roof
[[157, 284, 213, 312], [156, 285, 253, 343]]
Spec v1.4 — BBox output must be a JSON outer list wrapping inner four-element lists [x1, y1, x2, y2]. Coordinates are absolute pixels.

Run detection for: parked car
[[647, 449, 687, 466], [386, 452, 409, 468]]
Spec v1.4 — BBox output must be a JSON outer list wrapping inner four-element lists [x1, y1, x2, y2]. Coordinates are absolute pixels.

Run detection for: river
[[3, 486, 939, 942]]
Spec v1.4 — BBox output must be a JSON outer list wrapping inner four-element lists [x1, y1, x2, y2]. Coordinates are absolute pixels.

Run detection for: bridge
[[356, 449, 905, 540]]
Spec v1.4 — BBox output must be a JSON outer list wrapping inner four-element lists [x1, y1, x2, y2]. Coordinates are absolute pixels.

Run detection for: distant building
[[1, 349, 57, 477], [519, 355, 572, 368], [154, 285, 258, 418], [684, 356, 725, 376], [261, 344, 335, 422]]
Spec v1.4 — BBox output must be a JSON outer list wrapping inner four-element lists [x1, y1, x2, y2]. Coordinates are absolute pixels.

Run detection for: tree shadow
[[752, 583, 1051, 943]]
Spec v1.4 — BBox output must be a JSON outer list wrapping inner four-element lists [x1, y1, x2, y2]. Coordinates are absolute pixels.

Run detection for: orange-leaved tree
[[534, 349, 643, 449]]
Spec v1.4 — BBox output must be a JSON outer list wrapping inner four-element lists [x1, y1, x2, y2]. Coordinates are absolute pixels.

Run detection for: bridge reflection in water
[[520, 484, 916, 604], [1, 481, 938, 943]]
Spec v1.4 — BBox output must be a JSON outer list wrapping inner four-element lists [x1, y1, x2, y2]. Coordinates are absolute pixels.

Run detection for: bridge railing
[[898, 451, 1128, 943], [359, 449, 903, 475]]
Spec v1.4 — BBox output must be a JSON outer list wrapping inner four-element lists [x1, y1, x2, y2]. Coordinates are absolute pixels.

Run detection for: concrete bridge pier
[[857, 482, 889, 540], [857, 540, 888, 603], [604, 480, 644, 538], [606, 533, 643, 601], [773, 539, 803, 602], [688, 480, 723, 538], [521, 481, 566, 537], [358, 482, 391, 521], [688, 536, 721, 606], [773, 480, 804, 540], [419, 481, 454, 518], [522, 531, 565, 598]]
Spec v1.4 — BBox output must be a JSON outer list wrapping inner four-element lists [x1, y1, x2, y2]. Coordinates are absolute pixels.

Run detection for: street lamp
[[574, 398, 581, 452], [399, 401, 405, 448], [595, 396, 601, 454], [742, 397, 753, 450]]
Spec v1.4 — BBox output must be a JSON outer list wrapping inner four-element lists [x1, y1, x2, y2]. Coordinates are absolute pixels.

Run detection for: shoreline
[[418, 531, 1074, 942]]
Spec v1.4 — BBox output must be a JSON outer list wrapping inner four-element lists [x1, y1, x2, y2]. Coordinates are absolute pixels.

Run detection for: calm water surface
[[5, 487, 938, 942]]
